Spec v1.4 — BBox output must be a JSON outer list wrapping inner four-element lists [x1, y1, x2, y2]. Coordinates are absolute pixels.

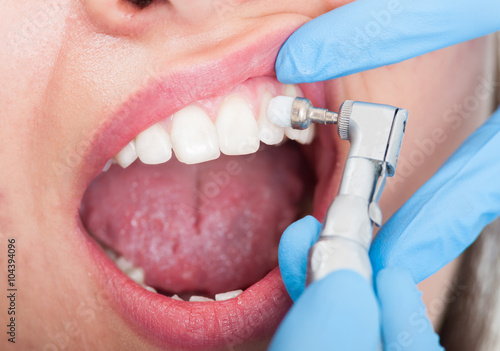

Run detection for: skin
[[0, 0, 496, 350]]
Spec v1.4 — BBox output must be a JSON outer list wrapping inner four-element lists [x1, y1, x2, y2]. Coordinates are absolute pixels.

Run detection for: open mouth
[[72, 23, 342, 351], [81, 76, 318, 294]]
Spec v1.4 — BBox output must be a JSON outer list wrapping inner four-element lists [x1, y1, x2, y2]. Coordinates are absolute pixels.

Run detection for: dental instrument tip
[[268, 96, 294, 127], [268, 96, 338, 130]]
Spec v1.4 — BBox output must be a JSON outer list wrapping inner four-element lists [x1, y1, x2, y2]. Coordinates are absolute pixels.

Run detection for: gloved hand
[[272, 108, 500, 346], [371, 106, 500, 282], [272, 1, 500, 349], [271, 101, 500, 350], [277, 107, 500, 302], [274, 0, 500, 284], [276, 0, 500, 83], [270, 218, 443, 351]]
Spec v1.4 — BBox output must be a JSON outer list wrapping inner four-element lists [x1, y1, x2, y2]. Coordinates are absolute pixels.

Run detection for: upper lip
[[78, 15, 311, 197]]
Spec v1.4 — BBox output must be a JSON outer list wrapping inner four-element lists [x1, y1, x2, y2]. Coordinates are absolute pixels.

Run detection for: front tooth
[[258, 91, 284, 145], [114, 141, 138, 168], [215, 289, 243, 301], [171, 294, 183, 301], [135, 124, 172, 165], [189, 295, 215, 302], [285, 124, 316, 145], [171, 105, 220, 164], [216, 95, 260, 155], [127, 267, 145, 284]]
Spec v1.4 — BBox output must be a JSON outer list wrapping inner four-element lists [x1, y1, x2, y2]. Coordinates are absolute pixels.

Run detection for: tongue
[[80, 144, 311, 295]]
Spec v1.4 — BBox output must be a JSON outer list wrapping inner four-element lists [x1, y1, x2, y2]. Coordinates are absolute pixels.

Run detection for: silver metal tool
[[271, 96, 408, 285], [307, 98, 407, 285], [288, 97, 339, 129]]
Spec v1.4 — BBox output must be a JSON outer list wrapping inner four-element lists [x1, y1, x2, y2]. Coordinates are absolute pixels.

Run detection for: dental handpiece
[[268, 96, 408, 285]]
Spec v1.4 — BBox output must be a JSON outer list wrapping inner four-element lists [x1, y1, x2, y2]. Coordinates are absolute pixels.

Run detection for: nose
[[129, 0, 152, 8], [168, 0, 235, 21], [84, 0, 244, 36]]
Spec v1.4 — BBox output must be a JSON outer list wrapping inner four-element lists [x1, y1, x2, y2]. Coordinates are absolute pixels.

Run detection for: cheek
[[0, 1, 71, 99]]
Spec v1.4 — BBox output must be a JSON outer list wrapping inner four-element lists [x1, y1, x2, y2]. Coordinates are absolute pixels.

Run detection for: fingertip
[[275, 46, 301, 85], [301, 215, 322, 234], [278, 216, 321, 301], [275, 40, 319, 84], [279, 215, 321, 246]]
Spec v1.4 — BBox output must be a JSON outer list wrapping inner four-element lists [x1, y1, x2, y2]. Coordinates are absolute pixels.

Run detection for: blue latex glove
[[272, 107, 500, 349], [272, 1, 500, 349], [270, 268, 381, 351], [274, 0, 500, 285], [271, 218, 442, 350], [372, 107, 500, 282], [276, 0, 500, 83], [279, 108, 500, 300]]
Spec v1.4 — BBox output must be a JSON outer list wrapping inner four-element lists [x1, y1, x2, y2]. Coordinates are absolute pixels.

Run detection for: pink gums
[[157, 76, 301, 132]]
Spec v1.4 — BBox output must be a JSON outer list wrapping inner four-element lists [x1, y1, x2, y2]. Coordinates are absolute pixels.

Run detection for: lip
[[79, 226, 292, 350], [73, 14, 338, 351]]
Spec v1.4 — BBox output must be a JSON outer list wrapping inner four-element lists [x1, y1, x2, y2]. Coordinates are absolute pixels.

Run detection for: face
[[0, 1, 496, 350]]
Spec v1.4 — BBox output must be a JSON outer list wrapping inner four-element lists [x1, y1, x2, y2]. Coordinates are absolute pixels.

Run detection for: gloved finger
[[270, 270, 380, 351], [276, 0, 500, 84], [371, 107, 500, 283], [278, 215, 321, 301], [376, 268, 443, 351]]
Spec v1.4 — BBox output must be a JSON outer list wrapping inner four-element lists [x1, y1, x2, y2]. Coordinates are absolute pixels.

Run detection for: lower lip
[[77, 219, 292, 350]]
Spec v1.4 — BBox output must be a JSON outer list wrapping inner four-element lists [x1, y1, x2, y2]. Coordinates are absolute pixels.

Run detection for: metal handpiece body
[[303, 100, 408, 285]]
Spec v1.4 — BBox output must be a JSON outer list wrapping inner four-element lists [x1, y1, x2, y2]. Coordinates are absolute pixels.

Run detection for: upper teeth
[[216, 95, 260, 156], [109, 84, 315, 169], [258, 91, 285, 145], [170, 105, 220, 164], [136, 124, 173, 164]]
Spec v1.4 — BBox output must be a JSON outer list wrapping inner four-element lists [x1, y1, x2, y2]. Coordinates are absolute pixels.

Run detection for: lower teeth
[[105, 248, 244, 302], [144, 286, 158, 293], [189, 296, 214, 302], [215, 290, 243, 301], [106, 249, 156, 292]]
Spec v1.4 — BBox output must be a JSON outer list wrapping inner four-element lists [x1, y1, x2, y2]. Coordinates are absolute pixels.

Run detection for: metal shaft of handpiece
[[299, 97, 406, 351], [306, 159, 379, 285], [305, 99, 408, 287], [291, 97, 338, 129], [338, 158, 379, 200], [308, 108, 338, 125]]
